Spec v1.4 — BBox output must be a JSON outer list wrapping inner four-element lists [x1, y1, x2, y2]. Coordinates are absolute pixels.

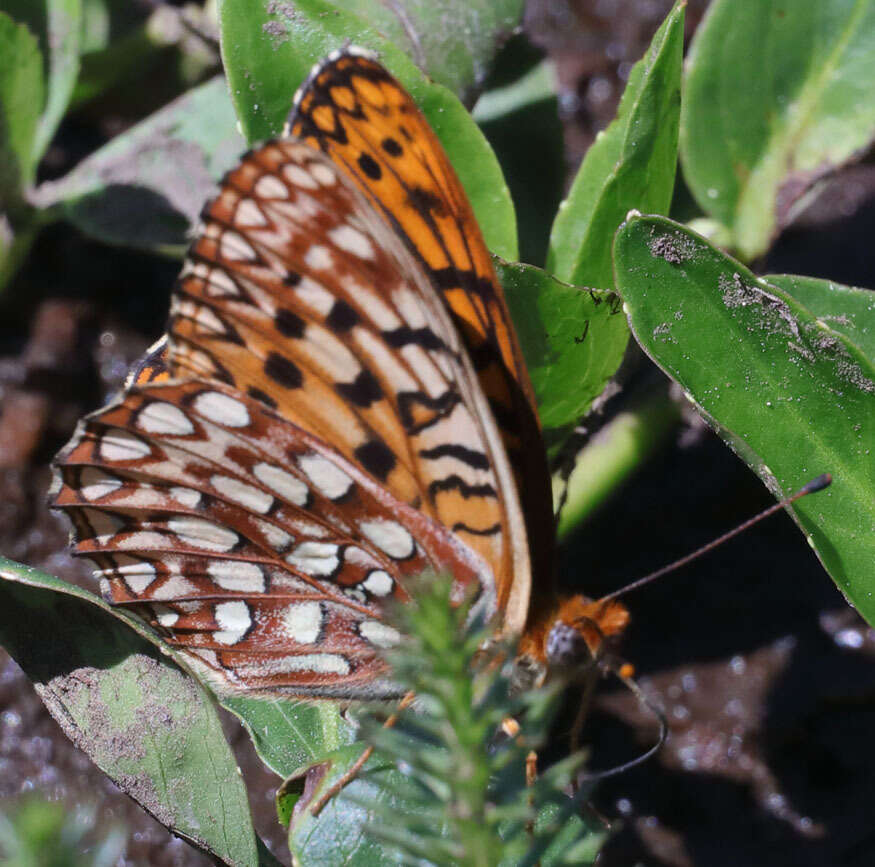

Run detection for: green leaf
[[497, 258, 629, 449], [1, 0, 82, 161], [613, 214, 875, 624], [218, 0, 517, 260], [547, 0, 683, 288], [767, 274, 875, 361], [0, 558, 259, 867], [681, 0, 875, 261], [329, 0, 523, 103], [35, 75, 244, 252], [284, 744, 411, 866], [221, 694, 354, 779], [0, 12, 44, 201]]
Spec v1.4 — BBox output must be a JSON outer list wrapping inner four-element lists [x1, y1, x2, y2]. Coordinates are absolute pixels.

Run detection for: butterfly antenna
[[600, 473, 832, 604]]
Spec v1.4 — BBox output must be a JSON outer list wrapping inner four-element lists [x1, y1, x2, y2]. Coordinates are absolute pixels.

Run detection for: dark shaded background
[[1, 1, 873, 864]]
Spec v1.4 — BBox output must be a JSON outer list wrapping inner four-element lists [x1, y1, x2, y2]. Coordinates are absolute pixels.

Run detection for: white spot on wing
[[237, 198, 268, 226], [253, 462, 309, 506], [213, 600, 252, 644], [283, 162, 320, 189], [210, 474, 273, 514], [304, 244, 333, 271], [298, 453, 353, 500], [206, 267, 241, 298], [207, 560, 266, 593], [193, 391, 250, 427], [100, 429, 151, 461], [254, 518, 294, 552], [153, 604, 179, 628], [362, 570, 393, 597], [329, 225, 375, 260], [168, 516, 239, 552], [255, 174, 289, 199], [294, 278, 336, 316], [80, 467, 123, 501], [220, 230, 257, 261], [285, 541, 340, 576], [310, 162, 336, 186], [119, 560, 157, 595], [359, 620, 401, 649], [268, 653, 349, 675], [170, 486, 202, 509], [137, 401, 195, 436], [282, 602, 323, 644], [359, 519, 415, 560]]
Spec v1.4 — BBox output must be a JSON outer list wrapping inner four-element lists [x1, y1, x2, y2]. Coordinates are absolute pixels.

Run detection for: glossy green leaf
[[547, 0, 683, 288], [35, 75, 244, 252], [221, 694, 354, 779], [681, 0, 875, 261], [0, 12, 44, 201], [614, 214, 875, 623], [1, 0, 82, 160], [497, 258, 628, 449], [767, 274, 875, 361], [218, 0, 517, 260], [330, 0, 523, 103], [0, 558, 258, 867], [285, 744, 411, 865]]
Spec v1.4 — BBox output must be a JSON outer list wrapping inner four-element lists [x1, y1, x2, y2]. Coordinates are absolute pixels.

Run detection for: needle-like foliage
[[345, 574, 605, 866]]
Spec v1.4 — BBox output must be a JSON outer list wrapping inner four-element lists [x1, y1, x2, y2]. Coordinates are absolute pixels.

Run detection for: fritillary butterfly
[[51, 48, 628, 698]]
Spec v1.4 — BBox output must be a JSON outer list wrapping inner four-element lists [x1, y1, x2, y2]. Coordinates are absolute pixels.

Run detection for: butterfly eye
[[545, 620, 597, 670]]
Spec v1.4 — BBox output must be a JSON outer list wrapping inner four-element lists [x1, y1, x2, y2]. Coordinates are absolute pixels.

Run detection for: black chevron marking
[[418, 443, 490, 470]]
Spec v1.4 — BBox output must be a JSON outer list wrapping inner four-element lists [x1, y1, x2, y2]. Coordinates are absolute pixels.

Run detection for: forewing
[[167, 139, 528, 617], [287, 51, 555, 621]]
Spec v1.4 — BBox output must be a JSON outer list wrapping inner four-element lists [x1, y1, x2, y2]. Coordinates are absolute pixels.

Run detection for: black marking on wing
[[382, 325, 445, 351], [358, 152, 382, 180], [397, 390, 460, 434], [382, 137, 403, 157], [354, 438, 396, 481], [247, 386, 277, 410], [336, 369, 383, 408], [276, 308, 307, 338], [419, 443, 490, 470], [264, 352, 303, 389], [452, 521, 501, 536], [326, 299, 360, 331], [428, 475, 497, 500]]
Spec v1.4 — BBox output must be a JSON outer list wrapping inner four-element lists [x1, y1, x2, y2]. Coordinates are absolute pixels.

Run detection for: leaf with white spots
[[0, 558, 259, 866]]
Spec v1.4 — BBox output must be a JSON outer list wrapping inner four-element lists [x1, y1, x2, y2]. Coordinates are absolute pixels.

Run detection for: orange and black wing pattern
[[287, 50, 555, 620]]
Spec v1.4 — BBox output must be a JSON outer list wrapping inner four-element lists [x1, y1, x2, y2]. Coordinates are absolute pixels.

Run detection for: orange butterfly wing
[[287, 50, 555, 626]]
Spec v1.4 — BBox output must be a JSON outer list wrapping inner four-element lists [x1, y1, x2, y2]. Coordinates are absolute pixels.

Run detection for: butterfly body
[[52, 48, 625, 698]]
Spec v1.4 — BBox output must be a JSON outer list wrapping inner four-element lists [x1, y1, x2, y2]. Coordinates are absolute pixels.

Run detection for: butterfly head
[[515, 595, 630, 689]]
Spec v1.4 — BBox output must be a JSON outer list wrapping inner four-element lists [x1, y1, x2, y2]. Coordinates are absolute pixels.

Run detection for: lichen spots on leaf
[[649, 230, 695, 264]]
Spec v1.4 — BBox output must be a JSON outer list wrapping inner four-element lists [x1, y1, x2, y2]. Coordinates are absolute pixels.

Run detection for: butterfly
[[51, 48, 629, 699]]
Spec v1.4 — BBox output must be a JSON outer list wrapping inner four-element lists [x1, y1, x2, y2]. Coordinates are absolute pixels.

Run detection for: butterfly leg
[[310, 690, 416, 816]]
